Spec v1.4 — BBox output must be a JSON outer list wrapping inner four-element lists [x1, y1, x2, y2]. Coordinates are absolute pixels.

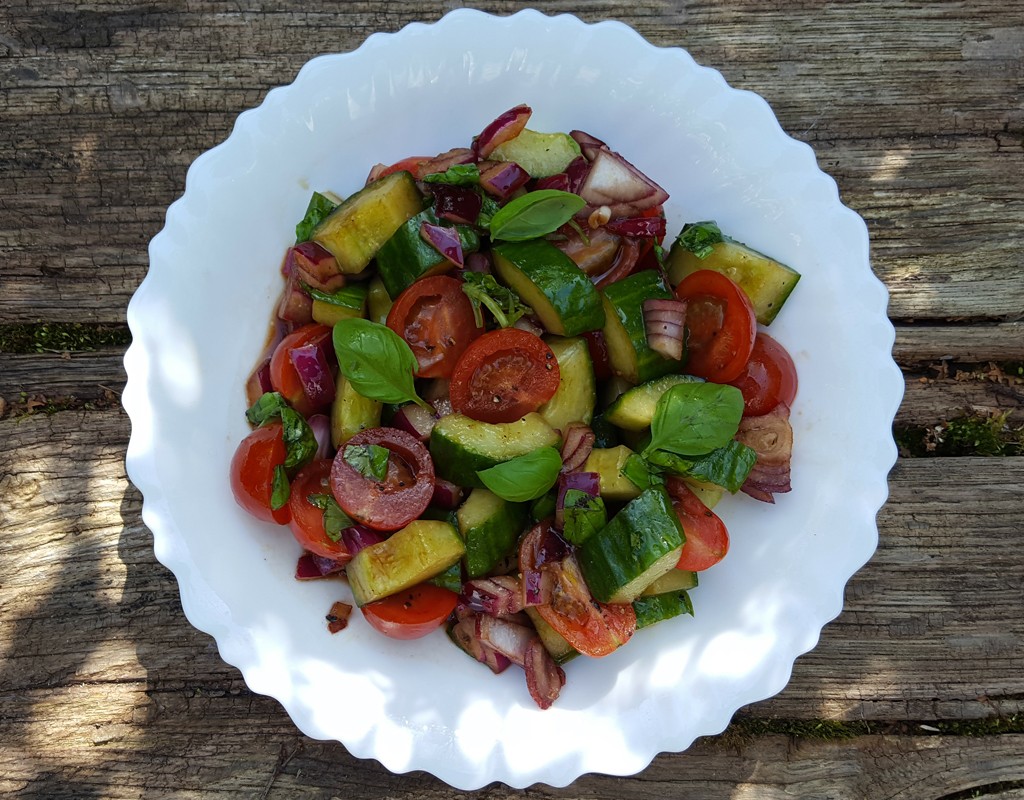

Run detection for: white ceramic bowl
[[124, 8, 903, 789]]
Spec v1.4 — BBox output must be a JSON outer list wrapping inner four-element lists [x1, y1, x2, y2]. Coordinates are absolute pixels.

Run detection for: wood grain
[[1, 408, 1022, 796]]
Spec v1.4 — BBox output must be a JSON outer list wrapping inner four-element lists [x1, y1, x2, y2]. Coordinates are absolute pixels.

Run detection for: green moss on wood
[[0, 323, 131, 354]]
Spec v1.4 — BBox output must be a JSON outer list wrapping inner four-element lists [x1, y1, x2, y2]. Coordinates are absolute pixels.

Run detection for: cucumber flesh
[[538, 336, 596, 434], [641, 568, 698, 596], [604, 374, 703, 431], [346, 520, 465, 606], [582, 445, 642, 502], [490, 129, 582, 177], [600, 270, 677, 384], [330, 372, 382, 448]]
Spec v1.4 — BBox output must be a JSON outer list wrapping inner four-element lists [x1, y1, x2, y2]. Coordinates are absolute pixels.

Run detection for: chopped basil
[[332, 318, 431, 409], [647, 440, 756, 494], [643, 383, 744, 459], [302, 282, 368, 310], [477, 447, 562, 502], [422, 163, 480, 186], [530, 491, 557, 522], [270, 465, 290, 510], [621, 453, 665, 491], [488, 189, 586, 242], [295, 191, 339, 243], [307, 492, 354, 542], [343, 443, 390, 482], [476, 196, 502, 228], [245, 391, 317, 471], [676, 221, 724, 260], [461, 271, 533, 328], [561, 489, 606, 546]]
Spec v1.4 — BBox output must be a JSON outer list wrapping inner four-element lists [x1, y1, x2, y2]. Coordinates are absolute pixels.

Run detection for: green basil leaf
[[295, 191, 339, 243], [477, 196, 502, 228], [428, 562, 464, 593], [422, 163, 480, 186], [647, 440, 756, 493], [322, 498, 353, 542], [621, 453, 664, 491], [488, 190, 586, 242], [530, 491, 557, 522], [280, 407, 318, 469], [302, 282, 368, 310], [675, 221, 724, 260], [306, 492, 332, 511], [643, 383, 745, 458], [270, 465, 290, 510], [332, 318, 430, 409], [343, 443, 390, 481], [461, 271, 533, 328], [477, 447, 562, 502], [246, 391, 290, 426], [561, 489, 606, 546]]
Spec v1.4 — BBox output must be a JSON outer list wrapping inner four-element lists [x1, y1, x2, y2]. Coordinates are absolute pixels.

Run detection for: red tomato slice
[[449, 329, 560, 424], [269, 323, 333, 417], [535, 554, 636, 658], [230, 422, 291, 525], [386, 275, 483, 378], [666, 477, 729, 572], [361, 583, 458, 639], [287, 459, 351, 562], [675, 270, 756, 383], [330, 427, 435, 531], [729, 332, 798, 417], [376, 156, 430, 180]]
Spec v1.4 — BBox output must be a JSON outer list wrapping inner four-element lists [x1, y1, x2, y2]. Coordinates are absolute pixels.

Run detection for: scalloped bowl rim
[[123, 8, 903, 790]]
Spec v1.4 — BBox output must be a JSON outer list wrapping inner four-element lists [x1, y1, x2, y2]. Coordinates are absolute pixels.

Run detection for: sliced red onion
[[643, 298, 687, 361], [295, 552, 347, 580], [418, 147, 476, 177], [519, 523, 569, 606], [594, 238, 642, 289], [288, 241, 342, 289], [525, 637, 565, 710], [365, 163, 387, 185], [431, 478, 463, 510], [607, 215, 667, 239], [556, 226, 622, 277], [460, 576, 524, 617], [474, 614, 534, 668], [560, 424, 596, 472], [737, 404, 794, 503], [555, 470, 600, 529], [245, 358, 273, 407], [288, 341, 336, 407], [579, 149, 669, 216], [326, 600, 353, 633], [340, 524, 385, 556], [534, 172, 570, 192], [474, 104, 532, 159], [511, 314, 545, 337], [564, 156, 591, 193], [464, 251, 492, 274], [479, 160, 530, 199], [569, 129, 609, 161], [307, 413, 332, 460], [522, 568, 554, 608], [420, 221, 464, 268], [449, 616, 512, 674], [432, 183, 483, 225], [276, 275, 313, 324], [392, 403, 437, 441]]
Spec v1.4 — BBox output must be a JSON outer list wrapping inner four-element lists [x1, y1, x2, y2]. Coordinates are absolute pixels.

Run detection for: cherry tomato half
[[330, 427, 435, 531], [449, 329, 560, 424], [269, 323, 334, 417], [729, 332, 798, 417], [230, 422, 291, 525], [675, 270, 756, 383], [287, 459, 351, 562], [361, 583, 458, 639], [666, 476, 729, 572], [386, 275, 482, 378]]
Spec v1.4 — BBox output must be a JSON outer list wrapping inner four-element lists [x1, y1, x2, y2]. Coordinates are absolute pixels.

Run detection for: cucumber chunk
[[346, 520, 465, 606], [457, 488, 528, 578], [376, 208, 481, 298], [667, 238, 800, 325], [489, 129, 582, 177], [582, 445, 642, 502], [578, 486, 685, 604], [601, 270, 678, 384], [633, 591, 694, 629], [538, 336, 596, 434], [604, 374, 703, 431], [493, 240, 605, 337], [330, 372, 382, 448], [525, 607, 578, 664], [430, 413, 560, 488], [641, 568, 698, 596], [312, 171, 424, 274]]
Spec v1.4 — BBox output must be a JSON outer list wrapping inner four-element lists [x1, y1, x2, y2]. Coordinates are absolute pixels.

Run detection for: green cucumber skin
[[601, 270, 678, 384], [633, 591, 694, 629], [429, 413, 560, 489], [538, 336, 596, 433], [376, 207, 480, 298], [458, 490, 529, 578], [493, 240, 605, 337], [578, 486, 685, 603]]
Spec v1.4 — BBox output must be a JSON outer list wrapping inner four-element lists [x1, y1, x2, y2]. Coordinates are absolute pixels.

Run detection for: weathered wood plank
[[893, 323, 1024, 365], [2, 411, 1021, 724], [1, 2, 1021, 323]]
